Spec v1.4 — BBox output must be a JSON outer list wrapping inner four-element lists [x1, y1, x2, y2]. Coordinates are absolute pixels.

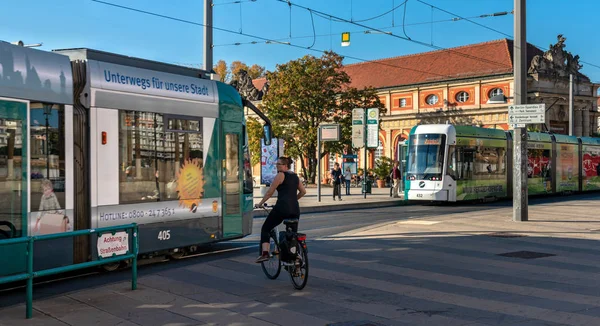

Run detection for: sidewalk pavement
[[252, 184, 406, 217]]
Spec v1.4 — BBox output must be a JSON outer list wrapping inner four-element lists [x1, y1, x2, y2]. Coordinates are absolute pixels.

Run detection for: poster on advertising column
[[261, 138, 284, 185]]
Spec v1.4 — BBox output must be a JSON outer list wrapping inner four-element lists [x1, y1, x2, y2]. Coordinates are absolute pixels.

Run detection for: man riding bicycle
[[254, 156, 306, 263]]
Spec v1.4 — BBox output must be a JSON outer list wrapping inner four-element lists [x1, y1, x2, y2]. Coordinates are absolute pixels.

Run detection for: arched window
[[374, 140, 384, 162], [489, 88, 504, 98], [455, 91, 470, 103], [426, 94, 439, 105]]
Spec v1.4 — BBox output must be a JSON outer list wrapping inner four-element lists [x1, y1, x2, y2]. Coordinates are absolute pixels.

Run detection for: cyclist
[[254, 156, 306, 263]]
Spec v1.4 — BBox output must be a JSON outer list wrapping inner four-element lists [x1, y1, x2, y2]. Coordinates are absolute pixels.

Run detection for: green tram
[[405, 124, 600, 202], [0, 41, 268, 277]]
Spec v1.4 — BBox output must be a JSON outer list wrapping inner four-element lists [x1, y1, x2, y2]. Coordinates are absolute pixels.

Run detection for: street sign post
[[351, 108, 380, 198], [352, 108, 365, 148], [508, 104, 545, 126], [366, 108, 379, 148], [320, 124, 341, 141], [317, 123, 340, 202]]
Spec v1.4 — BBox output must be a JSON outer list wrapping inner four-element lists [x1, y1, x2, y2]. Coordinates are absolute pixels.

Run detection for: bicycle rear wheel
[[261, 231, 281, 279], [289, 243, 308, 290]]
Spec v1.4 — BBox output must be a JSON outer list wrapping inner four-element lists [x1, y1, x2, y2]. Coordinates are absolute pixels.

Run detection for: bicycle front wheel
[[261, 231, 281, 279], [289, 243, 309, 290]]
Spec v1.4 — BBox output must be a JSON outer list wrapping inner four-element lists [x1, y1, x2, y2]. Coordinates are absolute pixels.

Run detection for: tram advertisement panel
[[527, 142, 552, 195], [454, 137, 507, 201], [95, 199, 221, 228], [582, 145, 600, 191], [556, 144, 579, 192], [260, 138, 283, 185]]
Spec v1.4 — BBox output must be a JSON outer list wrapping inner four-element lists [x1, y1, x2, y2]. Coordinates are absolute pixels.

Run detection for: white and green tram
[[405, 124, 600, 202]]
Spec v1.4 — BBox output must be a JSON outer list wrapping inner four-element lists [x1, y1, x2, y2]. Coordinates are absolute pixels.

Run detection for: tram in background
[[405, 124, 600, 202], [0, 41, 267, 276]]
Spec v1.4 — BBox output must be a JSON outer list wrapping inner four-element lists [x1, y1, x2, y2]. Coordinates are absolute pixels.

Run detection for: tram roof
[[507, 130, 553, 142], [52, 48, 210, 79], [579, 136, 600, 146], [454, 125, 507, 139], [0, 41, 74, 105], [553, 134, 579, 144]]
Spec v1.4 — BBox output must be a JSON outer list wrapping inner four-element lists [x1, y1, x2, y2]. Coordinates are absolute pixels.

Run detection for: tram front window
[[407, 134, 446, 181]]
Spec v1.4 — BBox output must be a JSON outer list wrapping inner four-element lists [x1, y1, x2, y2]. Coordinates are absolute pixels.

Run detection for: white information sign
[[321, 124, 340, 141], [97, 231, 129, 258], [352, 108, 365, 148], [508, 104, 545, 125], [366, 108, 380, 148]]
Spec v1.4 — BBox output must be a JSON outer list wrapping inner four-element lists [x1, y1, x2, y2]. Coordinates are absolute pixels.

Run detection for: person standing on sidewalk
[[392, 161, 402, 198], [343, 167, 352, 195], [330, 163, 343, 201]]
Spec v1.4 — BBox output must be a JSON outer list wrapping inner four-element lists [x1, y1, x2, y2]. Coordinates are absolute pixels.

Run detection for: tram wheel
[[101, 262, 122, 272], [169, 251, 186, 260]]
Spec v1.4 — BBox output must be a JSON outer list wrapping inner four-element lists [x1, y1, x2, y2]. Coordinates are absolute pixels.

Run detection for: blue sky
[[2, 0, 600, 82]]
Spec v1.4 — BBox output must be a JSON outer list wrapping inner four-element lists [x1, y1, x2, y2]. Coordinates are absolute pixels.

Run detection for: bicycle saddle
[[283, 219, 299, 224]]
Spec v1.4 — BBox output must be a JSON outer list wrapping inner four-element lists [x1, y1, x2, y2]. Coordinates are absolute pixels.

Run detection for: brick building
[[250, 37, 599, 183]]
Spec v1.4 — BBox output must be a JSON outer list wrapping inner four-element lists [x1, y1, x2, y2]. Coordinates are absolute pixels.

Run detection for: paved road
[[2, 193, 600, 325]]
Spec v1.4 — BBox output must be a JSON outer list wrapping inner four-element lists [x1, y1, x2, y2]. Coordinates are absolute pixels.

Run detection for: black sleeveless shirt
[[274, 171, 300, 216]]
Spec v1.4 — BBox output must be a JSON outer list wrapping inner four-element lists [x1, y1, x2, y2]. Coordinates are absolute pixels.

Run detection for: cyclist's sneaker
[[255, 252, 270, 263]]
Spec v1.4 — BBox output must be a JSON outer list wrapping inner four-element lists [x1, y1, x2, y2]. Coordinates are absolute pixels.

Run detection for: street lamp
[[42, 104, 53, 179]]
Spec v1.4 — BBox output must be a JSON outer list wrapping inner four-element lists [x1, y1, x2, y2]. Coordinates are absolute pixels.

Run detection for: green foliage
[[373, 156, 394, 180], [262, 51, 384, 183], [246, 117, 263, 166]]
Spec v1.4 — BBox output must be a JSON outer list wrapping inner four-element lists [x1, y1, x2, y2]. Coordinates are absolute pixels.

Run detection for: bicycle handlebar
[[254, 203, 272, 210]]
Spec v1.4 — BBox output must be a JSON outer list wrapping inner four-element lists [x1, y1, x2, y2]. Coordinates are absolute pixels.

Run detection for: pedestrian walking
[[391, 161, 401, 198], [344, 167, 352, 195], [330, 163, 343, 201]]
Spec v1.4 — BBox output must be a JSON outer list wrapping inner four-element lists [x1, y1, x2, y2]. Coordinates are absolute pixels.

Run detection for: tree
[[262, 51, 384, 183], [213, 60, 266, 83], [246, 116, 263, 166], [213, 60, 228, 82], [230, 61, 249, 79], [248, 64, 266, 79]]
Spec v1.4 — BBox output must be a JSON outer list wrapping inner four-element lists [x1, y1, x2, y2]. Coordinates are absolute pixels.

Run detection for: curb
[[252, 199, 413, 218]]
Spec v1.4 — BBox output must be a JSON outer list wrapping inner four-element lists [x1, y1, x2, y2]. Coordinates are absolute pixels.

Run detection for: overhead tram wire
[[212, 12, 514, 46], [90, 0, 455, 80], [415, 0, 511, 38], [416, 0, 600, 71], [212, 0, 257, 6], [274, 0, 513, 69], [351, 0, 408, 23]]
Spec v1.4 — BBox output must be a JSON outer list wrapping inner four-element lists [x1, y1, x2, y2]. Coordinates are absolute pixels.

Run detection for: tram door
[[0, 99, 28, 276], [222, 122, 243, 238]]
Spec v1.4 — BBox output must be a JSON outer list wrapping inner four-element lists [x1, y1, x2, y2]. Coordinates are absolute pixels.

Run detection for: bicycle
[[256, 204, 309, 290]]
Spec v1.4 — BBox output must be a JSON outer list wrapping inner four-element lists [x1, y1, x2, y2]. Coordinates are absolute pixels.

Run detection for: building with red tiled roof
[[252, 77, 267, 91], [249, 36, 599, 179], [342, 39, 541, 89], [340, 38, 598, 162]]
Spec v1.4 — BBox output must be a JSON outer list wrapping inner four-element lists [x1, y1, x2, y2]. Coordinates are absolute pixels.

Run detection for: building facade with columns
[[247, 37, 599, 183], [341, 37, 599, 170]]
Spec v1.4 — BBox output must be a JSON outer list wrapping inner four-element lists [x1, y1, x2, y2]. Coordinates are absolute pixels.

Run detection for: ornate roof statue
[[229, 69, 268, 101], [528, 34, 589, 81]]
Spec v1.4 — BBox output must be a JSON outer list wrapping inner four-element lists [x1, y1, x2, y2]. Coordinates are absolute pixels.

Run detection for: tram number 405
[[158, 230, 171, 241]]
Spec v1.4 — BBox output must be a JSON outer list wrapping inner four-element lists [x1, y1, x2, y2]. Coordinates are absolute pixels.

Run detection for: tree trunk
[[299, 153, 308, 183]]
